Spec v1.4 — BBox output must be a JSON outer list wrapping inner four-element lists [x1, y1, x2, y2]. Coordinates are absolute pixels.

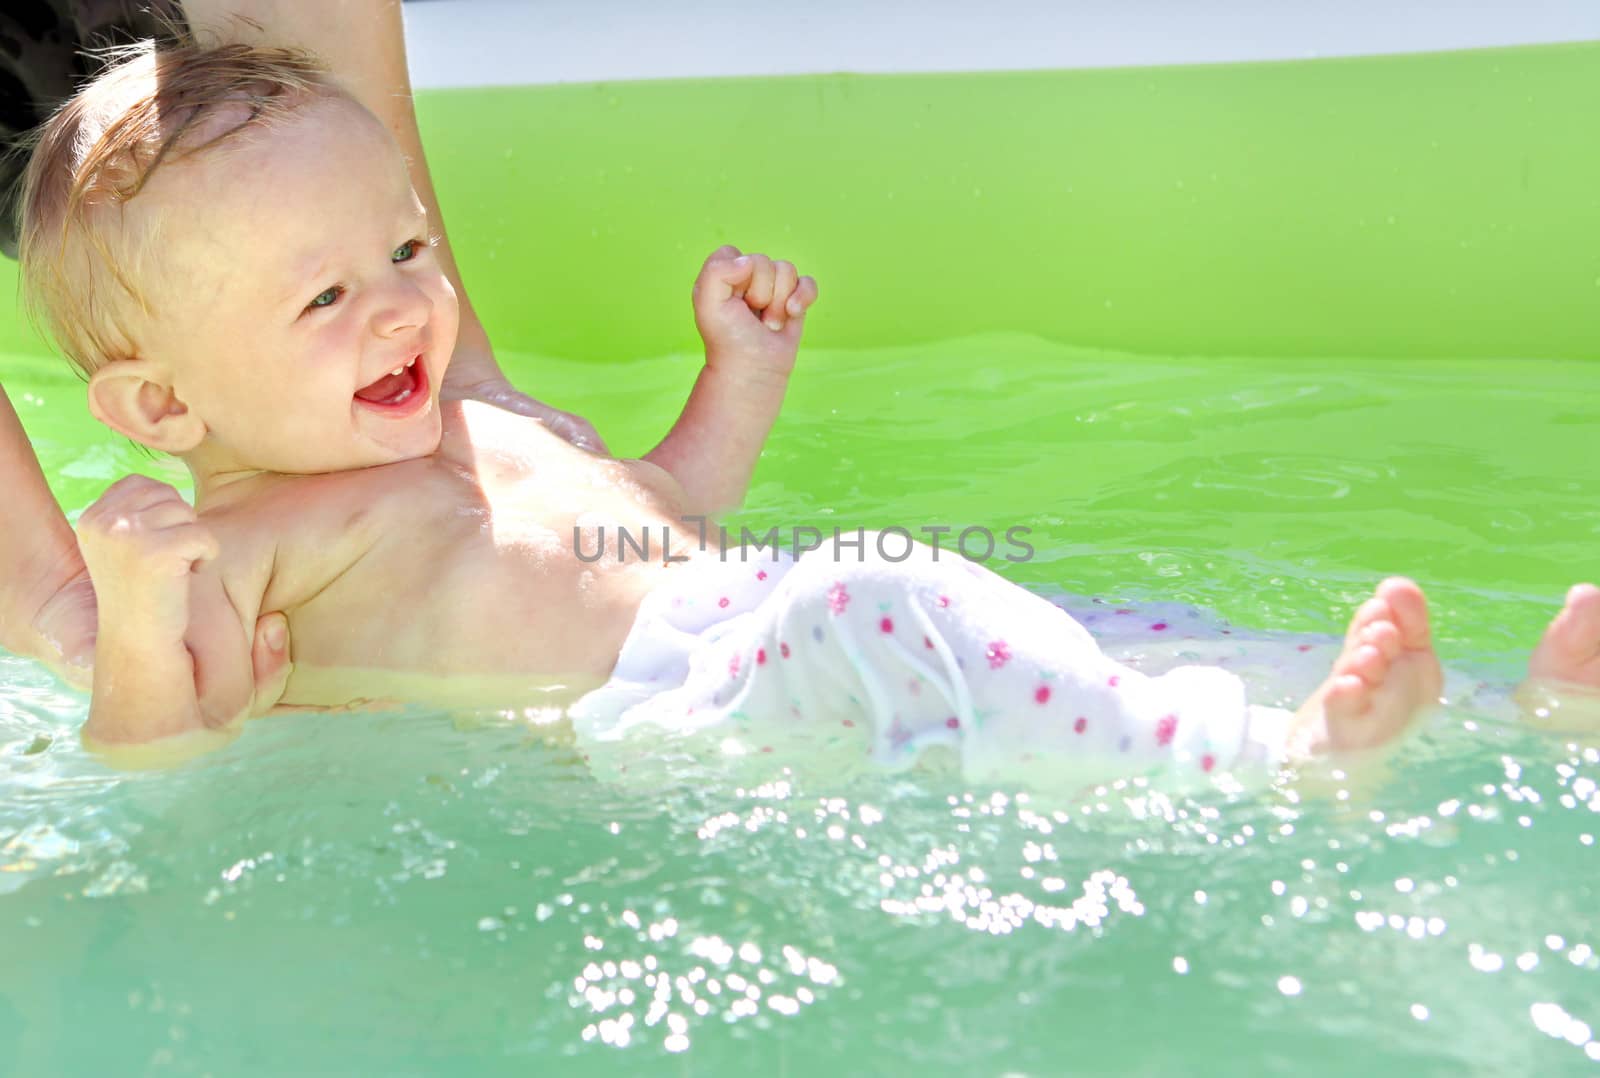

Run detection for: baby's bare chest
[[234, 453, 687, 701]]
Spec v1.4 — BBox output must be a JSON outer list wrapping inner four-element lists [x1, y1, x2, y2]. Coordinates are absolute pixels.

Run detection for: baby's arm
[[645, 247, 818, 516], [75, 477, 273, 754]]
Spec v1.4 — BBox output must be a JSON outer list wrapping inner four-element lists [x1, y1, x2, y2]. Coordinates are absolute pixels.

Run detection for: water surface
[[2, 337, 1597, 1075]]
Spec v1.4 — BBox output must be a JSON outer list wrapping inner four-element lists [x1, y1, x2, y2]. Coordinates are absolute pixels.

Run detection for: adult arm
[[181, 0, 605, 451], [0, 388, 95, 678]]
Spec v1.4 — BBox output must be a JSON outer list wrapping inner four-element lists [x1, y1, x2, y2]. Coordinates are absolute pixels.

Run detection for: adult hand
[[22, 564, 97, 688], [441, 332, 609, 455]]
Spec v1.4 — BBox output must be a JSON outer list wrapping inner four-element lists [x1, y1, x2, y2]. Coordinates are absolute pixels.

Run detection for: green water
[[4, 338, 1599, 1075], [3, 41, 1600, 1077]]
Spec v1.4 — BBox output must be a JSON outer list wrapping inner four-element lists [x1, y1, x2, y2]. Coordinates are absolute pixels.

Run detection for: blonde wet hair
[[17, 38, 340, 376]]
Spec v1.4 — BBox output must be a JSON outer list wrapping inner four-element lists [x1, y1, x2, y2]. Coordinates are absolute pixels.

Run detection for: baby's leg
[[578, 541, 1444, 788], [1283, 578, 1442, 760], [696, 541, 1287, 787]]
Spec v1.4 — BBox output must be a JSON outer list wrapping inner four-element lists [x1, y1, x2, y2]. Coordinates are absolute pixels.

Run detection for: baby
[[20, 42, 1600, 783]]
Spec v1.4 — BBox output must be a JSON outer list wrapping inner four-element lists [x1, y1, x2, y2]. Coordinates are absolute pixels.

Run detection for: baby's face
[[133, 95, 459, 474]]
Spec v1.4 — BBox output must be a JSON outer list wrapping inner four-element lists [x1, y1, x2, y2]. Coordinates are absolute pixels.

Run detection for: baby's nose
[[374, 280, 432, 337]]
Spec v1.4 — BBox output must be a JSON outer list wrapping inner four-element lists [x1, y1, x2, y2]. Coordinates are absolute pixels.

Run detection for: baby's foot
[[1287, 578, 1442, 760], [1528, 584, 1600, 688]]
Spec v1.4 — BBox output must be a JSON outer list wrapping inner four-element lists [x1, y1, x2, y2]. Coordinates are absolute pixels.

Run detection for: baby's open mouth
[[354, 355, 427, 412]]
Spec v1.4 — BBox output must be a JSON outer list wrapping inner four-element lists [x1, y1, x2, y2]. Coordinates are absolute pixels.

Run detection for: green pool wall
[[414, 41, 1599, 364], [3, 40, 1598, 364]]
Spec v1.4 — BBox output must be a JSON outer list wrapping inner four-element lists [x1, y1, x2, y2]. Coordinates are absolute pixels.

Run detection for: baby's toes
[[1348, 593, 1393, 635], [1531, 583, 1600, 687], [1322, 672, 1369, 718], [1561, 584, 1600, 639], [1376, 577, 1431, 650], [1344, 641, 1391, 687], [1361, 619, 1402, 664]]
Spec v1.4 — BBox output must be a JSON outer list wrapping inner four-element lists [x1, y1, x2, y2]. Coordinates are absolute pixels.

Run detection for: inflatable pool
[[1, 4, 1597, 1073]]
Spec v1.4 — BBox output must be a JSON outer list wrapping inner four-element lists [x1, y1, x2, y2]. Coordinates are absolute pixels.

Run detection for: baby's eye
[[305, 285, 343, 312], [392, 239, 423, 263]]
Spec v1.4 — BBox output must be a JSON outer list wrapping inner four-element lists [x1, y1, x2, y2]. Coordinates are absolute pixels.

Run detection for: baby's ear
[[86, 360, 206, 454]]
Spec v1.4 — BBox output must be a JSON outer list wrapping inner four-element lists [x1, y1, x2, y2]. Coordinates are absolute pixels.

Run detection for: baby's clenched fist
[[691, 245, 818, 375]]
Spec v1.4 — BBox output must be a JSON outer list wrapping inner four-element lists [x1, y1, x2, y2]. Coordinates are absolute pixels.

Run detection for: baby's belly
[[278, 539, 696, 710], [433, 550, 673, 677]]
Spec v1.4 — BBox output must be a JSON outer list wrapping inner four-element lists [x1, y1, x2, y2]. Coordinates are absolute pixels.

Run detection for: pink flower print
[[880, 616, 895, 634], [945, 716, 961, 729], [923, 635, 934, 650], [985, 640, 1011, 669], [1201, 753, 1216, 773], [1073, 716, 1088, 734], [756, 648, 767, 666], [1155, 714, 1178, 747], [1108, 675, 1121, 688], [757, 570, 768, 581], [937, 595, 951, 608], [1151, 622, 1168, 632], [780, 642, 791, 659], [1034, 685, 1051, 705], [729, 653, 742, 679], [827, 581, 851, 616], [718, 596, 730, 609]]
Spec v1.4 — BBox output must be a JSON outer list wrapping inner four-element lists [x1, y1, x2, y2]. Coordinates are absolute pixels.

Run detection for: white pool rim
[[402, 0, 1600, 90]]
